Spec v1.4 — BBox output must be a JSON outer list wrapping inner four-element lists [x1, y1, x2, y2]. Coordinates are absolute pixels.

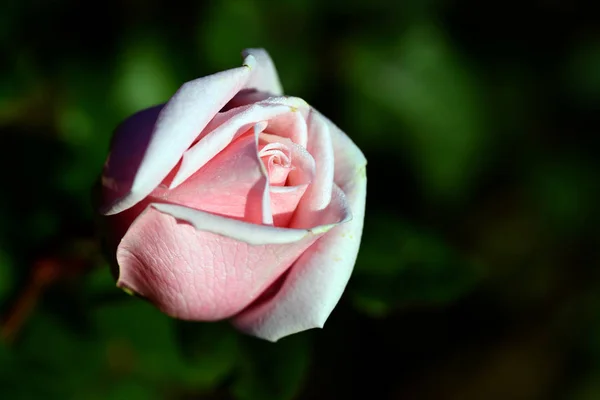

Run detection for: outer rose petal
[[290, 109, 335, 229], [101, 49, 282, 216], [115, 197, 350, 321], [242, 48, 283, 96], [101, 105, 164, 208], [233, 114, 366, 342]]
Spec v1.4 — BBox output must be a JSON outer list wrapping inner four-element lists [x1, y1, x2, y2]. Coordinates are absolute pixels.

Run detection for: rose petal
[[270, 185, 308, 227], [170, 97, 310, 189], [152, 123, 272, 225], [232, 114, 366, 342], [115, 196, 349, 321], [101, 49, 281, 216], [323, 112, 368, 190], [258, 133, 316, 227], [116, 206, 317, 321], [259, 133, 315, 187], [151, 202, 346, 245], [202, 95, 306, 136], [289, 109, 335, 229], [242, 48, 283, 96], [101, 105, 164, 211], [223, 90, 272, 112], [265, 106, 308, 148], [170, 103, 289, 189]]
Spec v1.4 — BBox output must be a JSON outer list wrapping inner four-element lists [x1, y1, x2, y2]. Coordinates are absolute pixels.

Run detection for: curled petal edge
[[101, 49, 285, 217], [147, 199, 351, 247]]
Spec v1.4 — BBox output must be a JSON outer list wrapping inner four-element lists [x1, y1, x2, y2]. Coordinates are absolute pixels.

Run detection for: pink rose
[[98, 49, 367, 341]]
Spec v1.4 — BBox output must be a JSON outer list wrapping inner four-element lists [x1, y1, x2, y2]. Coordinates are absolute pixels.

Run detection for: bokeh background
[[1, 0, 599, 399]]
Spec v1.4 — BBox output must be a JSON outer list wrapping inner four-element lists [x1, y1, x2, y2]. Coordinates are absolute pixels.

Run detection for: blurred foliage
[[0, 0, 598, 399], [348, 24, 488, 202], [352, 213, 483, 317]]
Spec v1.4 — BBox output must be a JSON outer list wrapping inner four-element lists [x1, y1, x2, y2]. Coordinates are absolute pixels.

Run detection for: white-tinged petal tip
[[242, 54, 257, 70]]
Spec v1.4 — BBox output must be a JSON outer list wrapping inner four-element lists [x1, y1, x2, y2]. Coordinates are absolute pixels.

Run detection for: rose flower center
[[258, 141, 294, 186]]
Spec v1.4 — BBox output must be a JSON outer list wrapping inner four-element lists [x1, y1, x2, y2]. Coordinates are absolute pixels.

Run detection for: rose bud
[[97, 49, 367, 342]]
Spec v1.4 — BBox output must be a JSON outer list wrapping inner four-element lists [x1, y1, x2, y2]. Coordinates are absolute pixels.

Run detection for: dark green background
[[1, 0, 599, 399]]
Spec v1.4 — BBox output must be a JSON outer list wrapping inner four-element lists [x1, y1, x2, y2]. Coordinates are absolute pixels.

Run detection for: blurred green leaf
[[112, 33, 179, 116], [198, 0, 266, 70], [57, 104, 95, 147], [17, 311, 104, 398], [55, 61, 115, 213], [565, 39, 600, 104], [94, 381, 163, 400], [232, 334, 311, 400], [0, 340, 13, 375], [0, 249, 14, 303], [92, 300, 185, 383], [556, 294, 600, 400], [27, 209, 60, 242], [197, 0, 317, 98], [348, 23, 488, 203], [84, 265, 117, 297], [351, 214, 483, 316], [0, 52, 42, 123], [528, 158, 597, 234], [93, 299, 240, 393], [569, 379, 600, 400], [176, 321, 240, 389]]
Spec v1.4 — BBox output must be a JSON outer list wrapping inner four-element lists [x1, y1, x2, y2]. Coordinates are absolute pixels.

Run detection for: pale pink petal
[[324, 113, 368, 190], [232, 114, 366, 342], [265, 107, 308, 148], [289, 109, 335, 229], [152, 124, 271, 225], [170, 103, 289, 189], [265, 160, 291, 186], [259, 133, 315, 187], [101, 67, 251, 215], [101, 50, 281, 216], [170, 97, 310, 189], [205, 96, 309, 146], [258, 133, 316, 227], [260, 142, 292, 186], [270, 185, 308, 227], [117, 207, 313, 321], [241, 48, 283, 95], [200, 96, 287, 135], [115, 201, 348, 321], [252, 121, 274, 225]]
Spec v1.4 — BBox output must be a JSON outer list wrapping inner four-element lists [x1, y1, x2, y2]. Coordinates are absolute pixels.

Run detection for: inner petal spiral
[[259, 141, 293, 186]]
